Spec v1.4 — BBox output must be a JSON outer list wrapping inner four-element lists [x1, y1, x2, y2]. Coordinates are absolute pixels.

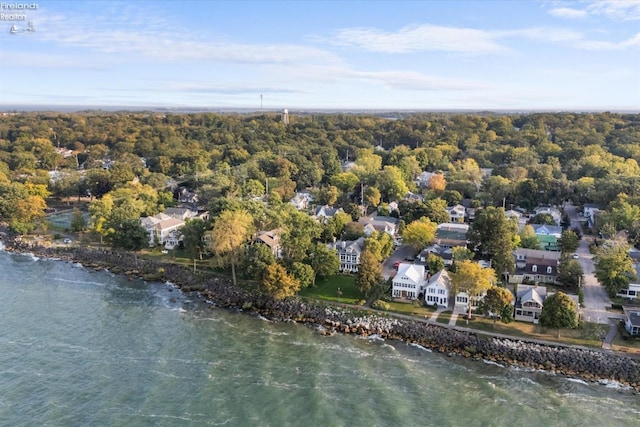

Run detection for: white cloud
[[330, 24, 506, 54], [587, 0, 640, 21], [548, 7, 588, 19]]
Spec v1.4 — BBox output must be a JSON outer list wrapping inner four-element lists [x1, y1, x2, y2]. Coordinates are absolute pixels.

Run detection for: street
[[564, 202, 621, 324]]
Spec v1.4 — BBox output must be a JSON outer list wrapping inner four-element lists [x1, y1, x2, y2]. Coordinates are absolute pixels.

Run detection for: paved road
[[382, 244, 415, 280], [564, 203, 619, 324]]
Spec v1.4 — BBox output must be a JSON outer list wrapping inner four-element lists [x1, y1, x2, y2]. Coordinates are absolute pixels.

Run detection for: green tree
[[291, 262, 315, 290], [530, 213, 557, 225], [519, 225, 542, 250], [107, 219, 149, 251], [308, 243, 340, 285], [450, 260, 496, 320], [539, 292, 578, 337], [261, 263, 300, 299], [240, 243, 276, 280], [280, 209, 322, 263], [180, 218, 208, 260], [363, 186, 381, 210], [426, 253, 445, 273], [594, 243, 636, 297], [377, 165, 409, 202], [558, 230, 580, 254], [468, 207, 517, 280], [451, 246, 473, 263], [481, 286, 514, 326], [207, 209, 254, 287], [557, 258, 584, 290], [402, 217, 437, 251], [357, 248, 383, 297], [70, 208, 86, 232], [330, 172, 359, 194]]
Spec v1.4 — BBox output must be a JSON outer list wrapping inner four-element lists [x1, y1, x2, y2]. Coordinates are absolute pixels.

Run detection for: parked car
[[394, 261, 401, 269], [63, 238, 72, 244], [572, 253, 579, 259]]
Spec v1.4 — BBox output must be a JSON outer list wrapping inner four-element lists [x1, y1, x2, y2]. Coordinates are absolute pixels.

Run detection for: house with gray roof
[[329, 237, 365, 273], [513, 284, 548, 324]]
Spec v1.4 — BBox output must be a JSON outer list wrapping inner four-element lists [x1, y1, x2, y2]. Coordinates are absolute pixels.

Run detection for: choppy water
[[0, 248, 638, 426]]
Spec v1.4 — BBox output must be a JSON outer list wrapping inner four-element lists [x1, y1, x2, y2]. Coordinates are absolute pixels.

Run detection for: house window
[[547, 266, 552, 274], [532, 265, 538, 273], [438, 289, 445, 295]]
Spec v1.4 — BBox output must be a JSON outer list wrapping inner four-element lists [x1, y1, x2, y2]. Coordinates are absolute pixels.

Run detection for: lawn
[[384, 301, 436, 317], [299, 275, 365, 304], [436, 311, 452, 324], [456, 316, 610, 348]]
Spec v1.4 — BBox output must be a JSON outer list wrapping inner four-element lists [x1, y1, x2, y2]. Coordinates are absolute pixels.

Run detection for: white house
[[424, 269, 452, 308], [513, 284, 548, 324], [624, 310, 640, 336], [415, 171, 436, 188], [290, 191, 313, 210], [533, 206, 562, 225], [392, 263, 427, 300], [314, 205, 343, 222], [358, 215, 399, 237], [140, 213, 185, 249], [329, 237, 365, 273], [583, 203, 601, 219], [446, 204, 466, 223], [454, 290, 485, 314]]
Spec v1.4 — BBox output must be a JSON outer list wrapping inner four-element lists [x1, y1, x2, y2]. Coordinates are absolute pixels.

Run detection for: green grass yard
[[298, 275, 365, 304]]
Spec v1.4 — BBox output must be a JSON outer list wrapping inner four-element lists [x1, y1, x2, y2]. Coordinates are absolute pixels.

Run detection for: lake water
[[0, 247, 638, 426]]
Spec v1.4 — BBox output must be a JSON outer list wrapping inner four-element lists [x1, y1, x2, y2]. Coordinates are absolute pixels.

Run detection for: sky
[[0, 0, 639, 111]]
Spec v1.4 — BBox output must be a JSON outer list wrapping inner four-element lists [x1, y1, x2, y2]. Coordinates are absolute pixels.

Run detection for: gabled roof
[[330, 237, 365, 254], [395, 263, 426, 286], [426, 269, 451, 291], [516, 285, 547, 305], [626, 311, 640, 327], [532, 224, 562, 236], [315, 205, 342, 218], [514, 248, 561, 260]]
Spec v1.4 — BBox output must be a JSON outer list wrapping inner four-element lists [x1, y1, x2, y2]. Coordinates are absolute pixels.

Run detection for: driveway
[[382, 244, 416, 280], [564, 202, 617, 324]]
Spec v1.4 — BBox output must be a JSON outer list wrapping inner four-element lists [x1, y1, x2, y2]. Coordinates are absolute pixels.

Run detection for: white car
[[572, 253, 579, 259]]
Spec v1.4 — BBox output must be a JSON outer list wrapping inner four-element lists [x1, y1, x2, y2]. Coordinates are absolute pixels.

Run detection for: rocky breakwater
[[5, 241, 639, 391]]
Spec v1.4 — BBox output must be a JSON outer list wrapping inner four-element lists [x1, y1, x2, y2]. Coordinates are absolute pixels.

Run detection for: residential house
[[624, 310, 640, 336], [424, 269, 452, 308], [164, 207, 207, 221], [290, 191, 313, 210], [510, 248, 561, 284], [404, 191, 425, 203], [617, 257, 640, 300], [358, 215, 399, 237], [454, 290, 485, 315], [505, 209, 527, 229], [140, 213, 185, 249], [435, 223, 469, 249], [419, 244, 453, 266], [415, 171, 437, 188], [177, 187, 199, 205], [314, 205, 343, 222], [532, 224, 562, 251], [534, 206, 562, 225], [446, 204, 466, 223], [329, 237, 365, 273], [513, 284, 548, 324], [392, 263, 427, 300], [252, 229, 283, 258]]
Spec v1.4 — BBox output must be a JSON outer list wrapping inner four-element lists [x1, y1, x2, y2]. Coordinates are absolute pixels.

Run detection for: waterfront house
[[513, 284, 548, 324], [424, 269, 452, 308], [252, 229, 283, 258], [392, 263, 427, 300], [624, 310, 640, 336], [328, 237, 365, 273], [140, 213, 185, 249]]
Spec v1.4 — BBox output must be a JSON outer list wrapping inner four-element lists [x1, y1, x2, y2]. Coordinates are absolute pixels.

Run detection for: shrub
[[355, 299, 367, 306], [372, 300, 390, 310]]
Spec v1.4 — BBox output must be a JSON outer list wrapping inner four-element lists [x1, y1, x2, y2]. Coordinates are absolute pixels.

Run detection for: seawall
[[4, 240, 639, 392]]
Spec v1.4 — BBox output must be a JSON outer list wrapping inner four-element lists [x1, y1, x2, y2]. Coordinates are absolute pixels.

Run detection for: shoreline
[[2, 239, 639, 392]]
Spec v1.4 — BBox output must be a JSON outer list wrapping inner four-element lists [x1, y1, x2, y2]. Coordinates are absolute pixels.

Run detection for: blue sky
[[1, 0, 639, 110]]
